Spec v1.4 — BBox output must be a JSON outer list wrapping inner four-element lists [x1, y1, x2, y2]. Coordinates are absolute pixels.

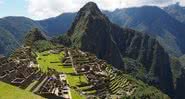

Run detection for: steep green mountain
[[104, 6, 185, 57], [68, 2, 124, 68], [0, 27, 19, 56], [38, 5, 185, 57], [56, 2, 175, 97], [164, 2, 185, 24], [39, 6, 185, 57], [38, 13, 76, 37]]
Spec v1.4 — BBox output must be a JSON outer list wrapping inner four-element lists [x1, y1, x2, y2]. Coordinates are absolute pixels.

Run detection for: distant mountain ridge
[[0, 17, 44, 42], [105, 6, 185, 57], [1, 4, 185, 57], [164, 2, 185, 24], [38, 13, 76, 37], [0, 17, 44, 55], [0, 14, 75, 55]]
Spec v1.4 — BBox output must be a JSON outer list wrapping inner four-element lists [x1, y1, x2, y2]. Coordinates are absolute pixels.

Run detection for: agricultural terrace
[[36, 50, 87, 99]]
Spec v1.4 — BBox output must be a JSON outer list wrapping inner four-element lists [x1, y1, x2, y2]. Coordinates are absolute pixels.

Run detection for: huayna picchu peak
[[67, 2, 124, 69], [79, 2, 100, 13], [62, 2, 175, 97], [1, 1, 185, 99]]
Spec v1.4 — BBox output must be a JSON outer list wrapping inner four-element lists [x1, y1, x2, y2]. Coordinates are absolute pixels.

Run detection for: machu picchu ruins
[[1, 1, 182, 99], [0, 45, 170, 99]]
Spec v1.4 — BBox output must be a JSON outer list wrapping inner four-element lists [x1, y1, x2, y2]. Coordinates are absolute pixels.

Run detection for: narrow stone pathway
[[33, 76, 48, 93]]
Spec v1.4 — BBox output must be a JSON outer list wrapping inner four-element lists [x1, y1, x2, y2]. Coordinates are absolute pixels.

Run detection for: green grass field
[[66, 73, 88, 99], [71, 89, 86, 99], [67, 74, 88, 87], [36, 51, 88, 99], [37, 51, 69, 72], [0, 81, 45, 99]]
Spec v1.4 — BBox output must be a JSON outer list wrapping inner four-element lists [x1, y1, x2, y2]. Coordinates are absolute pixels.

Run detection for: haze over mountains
[[164, 2, 185, 24], [105, 5, 185, 57], [0, 17, 43, 55]]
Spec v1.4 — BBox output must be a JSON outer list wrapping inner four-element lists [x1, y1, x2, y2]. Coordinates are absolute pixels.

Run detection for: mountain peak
[[83, 2, 98, 9], [80, 2, 100, 12], [67, 2, 108, 36], [28, 28, 46, 38], [24, 28, 46, 46], [167, 2, 181, 8], [172, 2, 181, 7], [78, 2, 102, 17], [175, 2, 180, 6]]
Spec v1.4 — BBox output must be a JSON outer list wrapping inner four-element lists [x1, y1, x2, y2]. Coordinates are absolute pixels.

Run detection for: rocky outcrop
[[24, 28, 47, 47]]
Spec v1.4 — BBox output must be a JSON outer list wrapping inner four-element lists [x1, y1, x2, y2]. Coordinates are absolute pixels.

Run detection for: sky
[[0, 0, 184, 20]]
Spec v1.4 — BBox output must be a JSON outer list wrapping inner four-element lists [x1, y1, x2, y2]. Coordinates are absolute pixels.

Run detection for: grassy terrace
[[37, 51, 87, 99], [0, 81, 44, 99]]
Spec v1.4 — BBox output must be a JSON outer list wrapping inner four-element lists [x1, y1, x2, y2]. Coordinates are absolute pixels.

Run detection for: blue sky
[[0, 0, 183, 20], [0, 0, 28, 18]]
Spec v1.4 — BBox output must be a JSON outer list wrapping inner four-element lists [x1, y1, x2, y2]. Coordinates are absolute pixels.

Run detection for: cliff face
[[175, 69, 185, 99], [111, 25, 174, 93], [66, 2, 174, 96]]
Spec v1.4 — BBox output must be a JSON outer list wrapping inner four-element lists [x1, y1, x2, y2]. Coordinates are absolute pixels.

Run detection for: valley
[[1, 1, 185, 99]]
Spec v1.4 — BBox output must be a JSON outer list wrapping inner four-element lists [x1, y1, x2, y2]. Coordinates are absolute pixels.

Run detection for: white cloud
[[26, 0, 185, 20]]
